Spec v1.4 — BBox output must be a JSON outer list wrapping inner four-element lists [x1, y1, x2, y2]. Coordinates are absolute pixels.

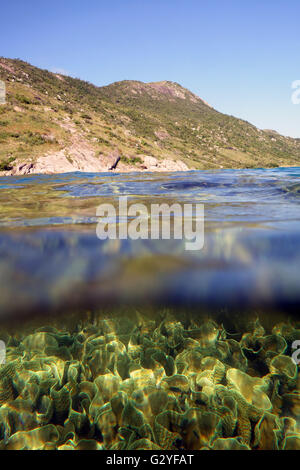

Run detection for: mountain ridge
[[0, 57, 299, 175]]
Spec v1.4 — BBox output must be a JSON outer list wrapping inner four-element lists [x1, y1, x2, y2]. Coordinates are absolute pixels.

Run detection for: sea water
[[0, 167, 299, 450]]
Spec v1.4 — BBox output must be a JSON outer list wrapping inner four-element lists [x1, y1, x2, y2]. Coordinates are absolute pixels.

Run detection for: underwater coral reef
[[0, 311, 299, 450]]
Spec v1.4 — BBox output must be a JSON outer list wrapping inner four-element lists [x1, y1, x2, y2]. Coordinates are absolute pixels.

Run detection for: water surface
[[0, 167, 299, 320]]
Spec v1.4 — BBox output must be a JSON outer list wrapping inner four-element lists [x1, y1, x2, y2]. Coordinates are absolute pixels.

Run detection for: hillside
[[0, 57, 300, 175]]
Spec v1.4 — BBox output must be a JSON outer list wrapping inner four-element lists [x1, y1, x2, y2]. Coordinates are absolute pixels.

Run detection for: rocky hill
[[0, 57, 299, 175]]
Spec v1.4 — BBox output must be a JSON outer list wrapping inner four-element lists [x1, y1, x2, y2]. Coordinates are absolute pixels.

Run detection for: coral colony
[[0, 311, 299, 450]]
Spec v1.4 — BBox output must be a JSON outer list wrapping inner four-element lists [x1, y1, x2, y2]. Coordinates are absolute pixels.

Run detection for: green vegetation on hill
[[0, 57, 300, 172]]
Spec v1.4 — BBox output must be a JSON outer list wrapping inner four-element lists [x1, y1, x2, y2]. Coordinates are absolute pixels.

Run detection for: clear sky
[[1, 0, 300, 137]]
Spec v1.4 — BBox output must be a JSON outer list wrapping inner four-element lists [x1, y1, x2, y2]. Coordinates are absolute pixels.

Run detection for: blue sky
[[1, 0, 300, 137]]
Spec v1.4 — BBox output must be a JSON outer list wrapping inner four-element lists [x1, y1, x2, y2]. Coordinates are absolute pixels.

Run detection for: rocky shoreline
[[1, 154, 190, 176]]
